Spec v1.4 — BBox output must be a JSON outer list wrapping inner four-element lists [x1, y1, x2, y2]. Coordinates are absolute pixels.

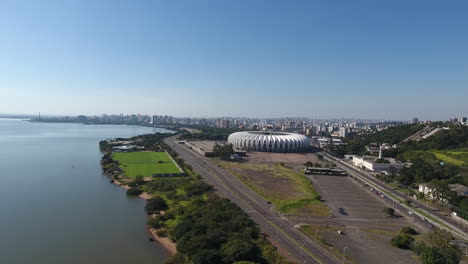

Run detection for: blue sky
[[1, 0, 467, 120]]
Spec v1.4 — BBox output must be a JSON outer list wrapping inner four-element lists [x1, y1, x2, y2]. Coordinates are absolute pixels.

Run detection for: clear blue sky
[[1, 0, 467, 120]]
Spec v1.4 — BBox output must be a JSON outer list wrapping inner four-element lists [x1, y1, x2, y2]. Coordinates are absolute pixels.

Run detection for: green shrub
[[400, 226, 418, 235], [156, 229, 168, 237], [147, 218, 162, 229], [126, 187, 143, 196], [145, 196, 168, 213], [391, 234, 414, 249]]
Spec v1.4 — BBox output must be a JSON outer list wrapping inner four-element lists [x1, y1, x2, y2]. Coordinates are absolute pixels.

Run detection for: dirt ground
[[219, 161, 330, 216], [246, 151, 322, 165], [227, 164, 303, 200]]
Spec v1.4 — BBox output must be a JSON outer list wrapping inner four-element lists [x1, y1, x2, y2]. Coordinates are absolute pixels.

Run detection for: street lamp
[[299, 241, 307, 261], [343, 246, 348, 264]]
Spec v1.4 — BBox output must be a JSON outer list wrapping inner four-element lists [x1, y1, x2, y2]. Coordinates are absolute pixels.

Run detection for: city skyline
[[2, 0, 468, 120]]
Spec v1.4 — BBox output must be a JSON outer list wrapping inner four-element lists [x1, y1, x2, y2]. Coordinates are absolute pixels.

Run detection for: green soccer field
[[112, 151, 180, 178]]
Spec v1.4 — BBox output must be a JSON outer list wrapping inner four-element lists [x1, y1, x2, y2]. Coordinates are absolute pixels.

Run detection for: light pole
[[343, 246, 348, 264], [299, 241, 307, 261]]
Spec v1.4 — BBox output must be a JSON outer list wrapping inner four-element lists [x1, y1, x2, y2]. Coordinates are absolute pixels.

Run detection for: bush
[[147, 217, 162, 229], [400, 227, 418, 235], [391, 234, 414, 249], [383, 207, 395, 216], [163, 253, 190, 264], [145, 196, 168, 213], [126, 187, 143, 196], [156, 229, 168, 237]]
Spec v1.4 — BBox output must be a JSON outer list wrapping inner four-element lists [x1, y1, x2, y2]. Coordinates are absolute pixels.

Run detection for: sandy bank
[[148, 228, 177, 256], [112, 179, 177, 255]]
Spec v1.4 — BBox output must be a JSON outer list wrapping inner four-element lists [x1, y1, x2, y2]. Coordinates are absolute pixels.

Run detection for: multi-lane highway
[[321, 151, 468, 241], [164, 136, 344, 264]]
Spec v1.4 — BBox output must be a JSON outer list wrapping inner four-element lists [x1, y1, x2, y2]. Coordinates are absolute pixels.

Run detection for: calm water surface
[[0, 118, 171, 264]]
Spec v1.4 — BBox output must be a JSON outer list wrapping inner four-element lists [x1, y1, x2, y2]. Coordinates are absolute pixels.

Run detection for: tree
[[316, 154, 324, 160], [304, 161, 313, 167], [191, 249, 222, 264], [400, 226, 418, 235], [391, 234, 414, 249], [126, 187, 143, 196], [383, 207, 395, 216], [213, 143, 234, 159], [163, 253, 190, 264], [145, 196, 168, 213], [420, 246, 460, 264], [221, 239, 256, 264]]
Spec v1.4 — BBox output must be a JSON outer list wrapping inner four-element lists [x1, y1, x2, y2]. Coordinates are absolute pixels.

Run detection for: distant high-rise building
[[411, 117, 419, 124], [216, 118, 230, 128], [339, 127, 348, 138]]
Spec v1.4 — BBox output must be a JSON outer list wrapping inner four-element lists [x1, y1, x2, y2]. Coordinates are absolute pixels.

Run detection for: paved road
[[165, 137, 344, 264], [321, 152, 468, 241]]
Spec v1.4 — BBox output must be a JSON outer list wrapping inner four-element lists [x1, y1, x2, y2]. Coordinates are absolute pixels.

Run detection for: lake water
[[0, 118, 171, 264]]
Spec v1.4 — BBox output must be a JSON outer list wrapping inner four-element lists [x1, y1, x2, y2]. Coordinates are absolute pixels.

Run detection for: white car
[[408, 211, 414, 215], [380, 194, 385, 198], [421, 217, 427, 221]]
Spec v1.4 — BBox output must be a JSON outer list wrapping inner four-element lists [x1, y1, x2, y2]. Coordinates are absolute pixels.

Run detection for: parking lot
[[308, 174, 392, 220]]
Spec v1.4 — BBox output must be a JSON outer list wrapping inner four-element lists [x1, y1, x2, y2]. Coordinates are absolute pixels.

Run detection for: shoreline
[[112, 179, 177, 256]]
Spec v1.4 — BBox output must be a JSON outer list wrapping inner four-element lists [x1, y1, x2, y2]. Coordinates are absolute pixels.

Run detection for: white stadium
[[227, 131, 310, 153]]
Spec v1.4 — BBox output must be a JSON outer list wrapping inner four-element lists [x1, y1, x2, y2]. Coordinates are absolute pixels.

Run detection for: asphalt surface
[[165, 136, 344, 264], [321, 152, 468, 241]]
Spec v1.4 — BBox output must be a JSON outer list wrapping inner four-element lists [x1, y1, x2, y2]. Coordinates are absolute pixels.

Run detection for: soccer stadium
[[227, 131, 310, 153]]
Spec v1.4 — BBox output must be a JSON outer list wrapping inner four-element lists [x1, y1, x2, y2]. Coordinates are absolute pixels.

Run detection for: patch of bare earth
[[246, 152, 322, 165], [229, 165, 303, 200]]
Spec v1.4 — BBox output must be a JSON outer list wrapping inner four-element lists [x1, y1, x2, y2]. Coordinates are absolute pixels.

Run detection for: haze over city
[[1, 0, 467, 120]]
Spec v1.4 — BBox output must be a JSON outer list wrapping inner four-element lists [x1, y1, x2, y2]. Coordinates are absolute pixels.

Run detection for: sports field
[[112, 151, 180, 178]]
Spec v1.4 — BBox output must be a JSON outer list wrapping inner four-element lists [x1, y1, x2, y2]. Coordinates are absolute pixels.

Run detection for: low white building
[[352, 155, 405, 172]]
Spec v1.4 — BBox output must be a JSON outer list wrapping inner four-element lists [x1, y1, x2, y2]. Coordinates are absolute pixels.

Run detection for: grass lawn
[[112, 151, 180, 178], [402, 149, 468, 167], [218, 160, 330, 216], [431, 149, 468, 166]]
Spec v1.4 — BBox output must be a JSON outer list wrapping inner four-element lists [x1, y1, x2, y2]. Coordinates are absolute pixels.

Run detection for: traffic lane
[[167, 139, 343, 264]]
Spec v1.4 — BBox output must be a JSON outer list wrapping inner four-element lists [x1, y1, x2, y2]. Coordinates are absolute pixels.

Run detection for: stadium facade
[[227, 131, 310, 153]]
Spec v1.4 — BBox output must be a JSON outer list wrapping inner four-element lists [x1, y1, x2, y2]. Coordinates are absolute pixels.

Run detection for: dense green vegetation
[[100, 133, 292, 264], [333, 123, 424, 156], [390, 229, 461, 264], [112, 151, 180, 178]]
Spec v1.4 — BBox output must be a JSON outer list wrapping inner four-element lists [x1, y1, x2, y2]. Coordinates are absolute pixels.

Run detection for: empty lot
[[308, 175, 397, 220]]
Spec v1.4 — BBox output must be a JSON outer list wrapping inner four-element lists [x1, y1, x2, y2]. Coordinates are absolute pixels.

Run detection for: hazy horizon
[[1, 0, 467, 120]]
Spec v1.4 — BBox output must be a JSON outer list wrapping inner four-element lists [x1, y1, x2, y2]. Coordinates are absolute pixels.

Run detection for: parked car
[[408, 211, 414, 215]]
